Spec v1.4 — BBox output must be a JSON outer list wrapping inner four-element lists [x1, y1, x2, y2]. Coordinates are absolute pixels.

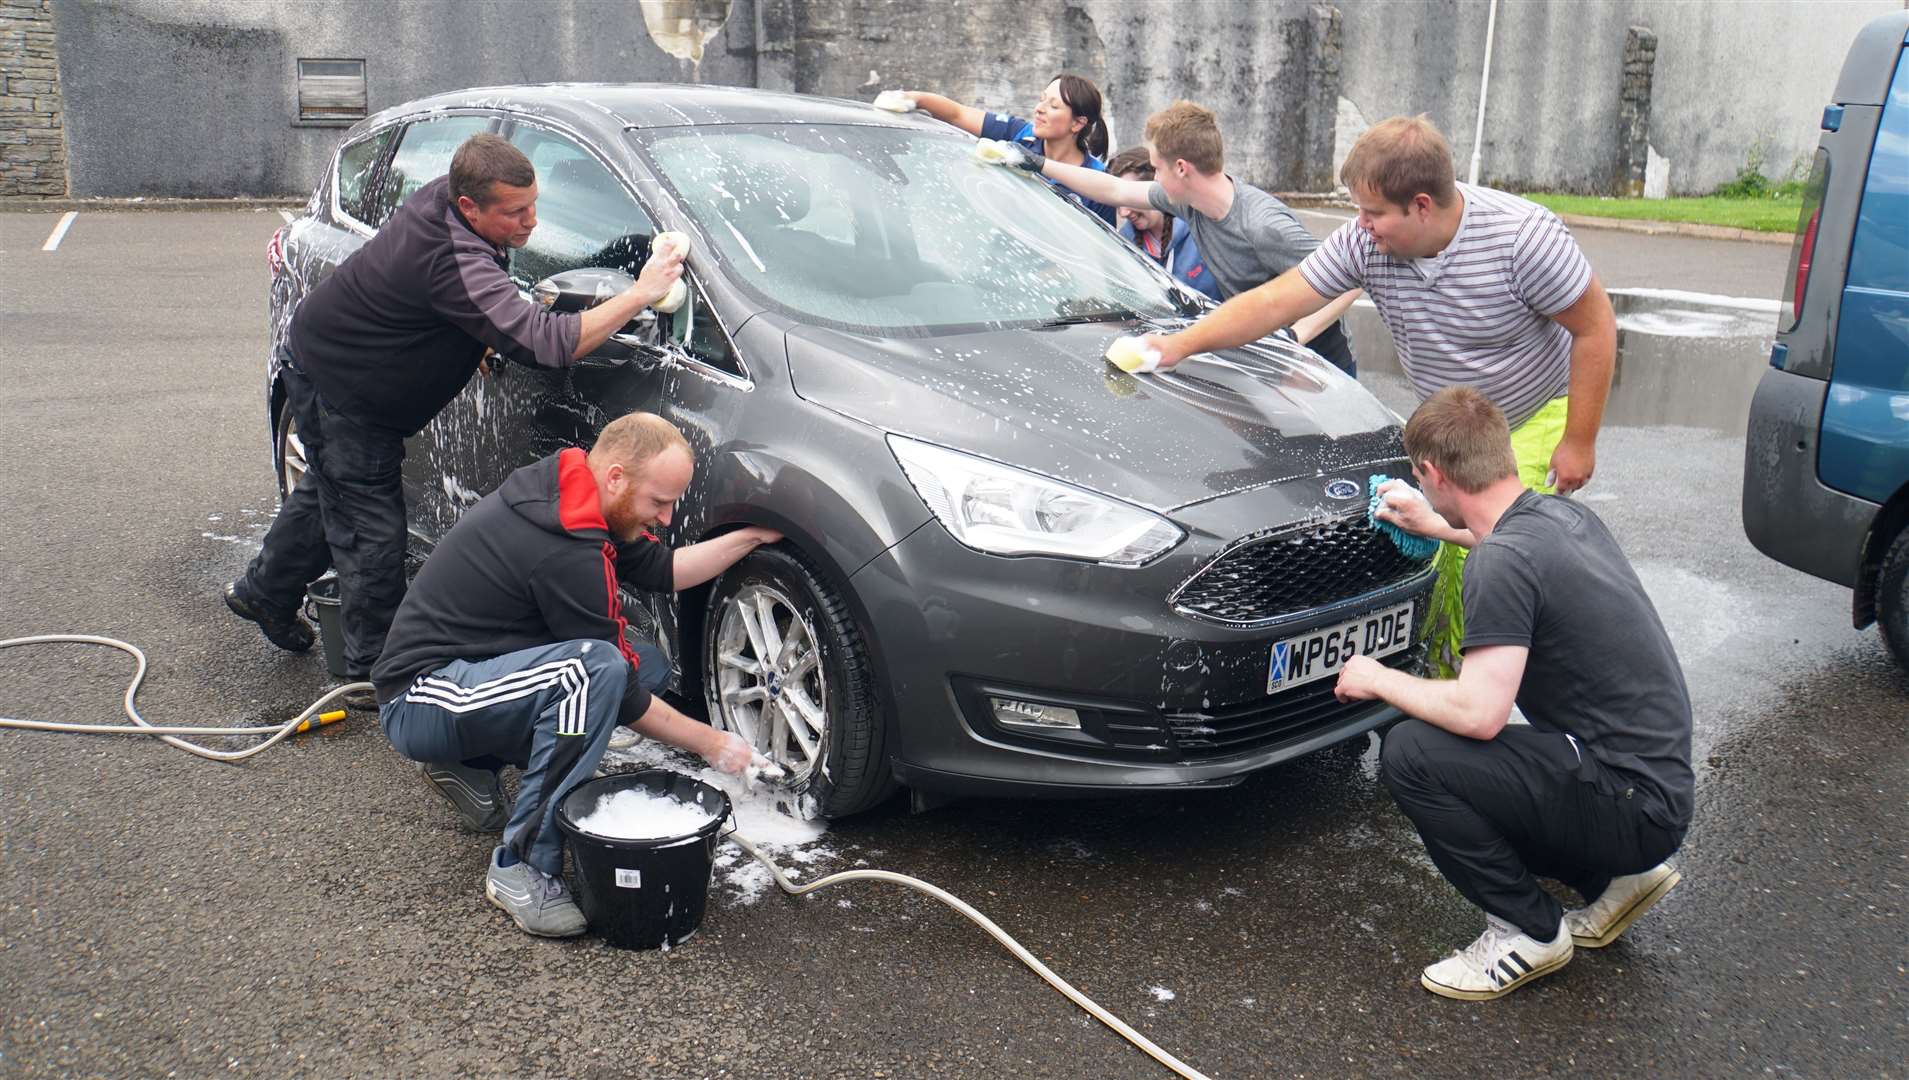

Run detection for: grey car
[[265, 83, 1434, 816]]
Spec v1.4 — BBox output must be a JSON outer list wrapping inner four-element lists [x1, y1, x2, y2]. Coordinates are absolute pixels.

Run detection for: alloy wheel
[[712, 583, 828, 782]]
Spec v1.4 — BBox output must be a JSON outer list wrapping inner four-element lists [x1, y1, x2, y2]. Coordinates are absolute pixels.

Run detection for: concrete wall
[[51, 0, 753, 198], [40, 0, 1904, 198]]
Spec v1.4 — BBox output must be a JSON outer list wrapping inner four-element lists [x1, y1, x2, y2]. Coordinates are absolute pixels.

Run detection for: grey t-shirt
[[1148, 177, 1318, 297], [1148, 177, 1352, 369], [1463, 491, 1694, 830]]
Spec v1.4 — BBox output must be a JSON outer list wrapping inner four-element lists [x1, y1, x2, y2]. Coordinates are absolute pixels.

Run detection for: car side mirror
[[532, 267, 638, 313]]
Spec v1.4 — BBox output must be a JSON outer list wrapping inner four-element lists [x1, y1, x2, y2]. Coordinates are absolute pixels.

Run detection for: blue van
[[1744, 10, 1909, 670]]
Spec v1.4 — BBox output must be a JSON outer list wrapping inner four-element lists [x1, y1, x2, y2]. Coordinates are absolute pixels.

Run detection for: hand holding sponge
[[1105, 336, 1165, 374], [650, 231, 690, 314]]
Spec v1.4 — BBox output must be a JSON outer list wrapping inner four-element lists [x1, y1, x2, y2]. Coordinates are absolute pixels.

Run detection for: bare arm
[[1334, 644, 1527, 740], [625, 692, 752, 773], [1291, 288, 1363, 346], [575, 246, 684, 358], [1144, 267, 1334, 368], [670, 526, 782, 591], [1546, 273, 1616, 493], [1038, 158, 1155, 209], [906, 92, 986, 136]]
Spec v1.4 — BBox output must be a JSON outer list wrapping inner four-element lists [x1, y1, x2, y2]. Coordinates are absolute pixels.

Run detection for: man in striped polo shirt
[[1141, 115, 1616, 674]]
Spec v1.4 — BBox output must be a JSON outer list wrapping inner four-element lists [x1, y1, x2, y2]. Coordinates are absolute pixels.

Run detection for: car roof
[[364, 82, 938, 137]]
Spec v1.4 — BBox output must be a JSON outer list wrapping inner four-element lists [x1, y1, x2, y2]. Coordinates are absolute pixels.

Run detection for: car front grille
[[1171, 514, 1435, 626], [1162, 641, 1426, 756]]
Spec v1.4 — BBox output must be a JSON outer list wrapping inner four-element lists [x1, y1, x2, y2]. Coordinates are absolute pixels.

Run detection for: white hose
[[727, 832, 1213, 1080], [0, 634, 366, 762]]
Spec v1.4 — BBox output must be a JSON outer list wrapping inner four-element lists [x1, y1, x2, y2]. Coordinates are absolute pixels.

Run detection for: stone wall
[[32, 0, 1907, 199], [0, 0, 65, 197]]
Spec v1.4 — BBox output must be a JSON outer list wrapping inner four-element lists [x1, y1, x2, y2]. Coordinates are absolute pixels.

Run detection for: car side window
[[334, 127, 396, 226], [663, 280, 745, 377], [507, 125, 657, 285], [371, 114, 493, 226]]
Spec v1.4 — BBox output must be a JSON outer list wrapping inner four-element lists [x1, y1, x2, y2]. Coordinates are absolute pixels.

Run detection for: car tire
[[702, 544, 895, 817], [1878, 526, 1909, 671], [274, 402, 311, 499]]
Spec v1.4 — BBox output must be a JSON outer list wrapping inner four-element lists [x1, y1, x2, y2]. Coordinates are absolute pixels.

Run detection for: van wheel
[[275, 405, 311, 499], [1879, 527, 1909, 671], [703, 545, 895, 817]]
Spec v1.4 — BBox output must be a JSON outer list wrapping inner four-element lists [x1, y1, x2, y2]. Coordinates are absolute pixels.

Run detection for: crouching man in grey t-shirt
[[1335, 387, 1693, 1001]]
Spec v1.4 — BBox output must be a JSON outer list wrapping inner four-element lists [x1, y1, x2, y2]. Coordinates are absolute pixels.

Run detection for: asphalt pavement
[[1, 209, 1902, 1078]]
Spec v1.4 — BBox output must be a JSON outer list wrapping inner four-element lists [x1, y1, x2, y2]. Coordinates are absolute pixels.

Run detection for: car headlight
[[887, 435, 1184, 566]]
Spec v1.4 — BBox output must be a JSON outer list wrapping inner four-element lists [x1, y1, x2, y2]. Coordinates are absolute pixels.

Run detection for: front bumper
[[850, 488, 1433, 799]]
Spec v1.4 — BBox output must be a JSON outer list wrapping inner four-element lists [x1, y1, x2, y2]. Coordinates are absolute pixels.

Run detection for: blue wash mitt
[[1368, 475, 1441, 560]]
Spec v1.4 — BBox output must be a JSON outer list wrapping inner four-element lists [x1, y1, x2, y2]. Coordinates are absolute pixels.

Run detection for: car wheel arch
[[1854, 477, 1909, 631]]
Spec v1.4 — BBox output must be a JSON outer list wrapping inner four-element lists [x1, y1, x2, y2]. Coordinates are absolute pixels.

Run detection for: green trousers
[[1422, 396, 1570, 678]]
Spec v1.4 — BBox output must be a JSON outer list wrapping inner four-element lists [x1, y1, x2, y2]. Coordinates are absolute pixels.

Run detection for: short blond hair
[[589, 412, 689, 472], [1340, 115, 1457, 209], [1401, 388, 1517, 493], [1144, 101, 1224, 176]]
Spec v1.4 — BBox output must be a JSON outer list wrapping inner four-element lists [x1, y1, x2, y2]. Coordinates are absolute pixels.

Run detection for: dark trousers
[[1380, 720, 1684, 940], [240, 366, 408, 675], [380, 639, 669, 876]]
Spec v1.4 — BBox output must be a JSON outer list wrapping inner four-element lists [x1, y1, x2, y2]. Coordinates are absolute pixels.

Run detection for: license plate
[[1267, 601, 1414, 694]]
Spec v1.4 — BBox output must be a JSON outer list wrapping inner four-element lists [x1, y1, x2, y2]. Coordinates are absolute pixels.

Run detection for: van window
[[372, 114, 493, 226], [508, 125, 656, 285]]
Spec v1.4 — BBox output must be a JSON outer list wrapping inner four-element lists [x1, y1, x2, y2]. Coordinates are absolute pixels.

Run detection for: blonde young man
[[996, 100, 1358, 371], [1136, 116, 1618, 674], [1340, 387, 1689, 1001]]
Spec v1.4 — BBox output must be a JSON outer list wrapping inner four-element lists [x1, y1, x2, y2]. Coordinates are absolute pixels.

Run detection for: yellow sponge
[[651, 231, 691, 313], [972, 139, 1016, 165], [872, 90, 914, 113], [1105, 336, 1163, 374]]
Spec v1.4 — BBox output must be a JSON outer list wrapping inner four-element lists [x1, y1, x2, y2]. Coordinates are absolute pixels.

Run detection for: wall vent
[[297, 59, 367, 123]]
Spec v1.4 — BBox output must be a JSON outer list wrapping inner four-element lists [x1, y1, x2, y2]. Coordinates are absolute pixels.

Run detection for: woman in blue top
[[892, 75, 1117, 226]]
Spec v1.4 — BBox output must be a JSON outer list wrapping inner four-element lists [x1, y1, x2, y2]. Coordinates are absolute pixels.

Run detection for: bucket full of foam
[[556, 769, 731, 950]]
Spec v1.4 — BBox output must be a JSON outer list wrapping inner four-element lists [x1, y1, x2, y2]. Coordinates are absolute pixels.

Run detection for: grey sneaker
[[485, 848, 587, 938], [418, 761, 509, 833], [1564, 862, 1681, 948]]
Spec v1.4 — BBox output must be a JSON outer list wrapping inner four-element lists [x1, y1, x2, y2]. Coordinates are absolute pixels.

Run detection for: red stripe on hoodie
[[556, 447, 644, 679]]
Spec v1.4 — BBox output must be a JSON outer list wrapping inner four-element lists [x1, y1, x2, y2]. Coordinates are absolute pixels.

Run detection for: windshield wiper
[[1035, 308, 1140, 328]]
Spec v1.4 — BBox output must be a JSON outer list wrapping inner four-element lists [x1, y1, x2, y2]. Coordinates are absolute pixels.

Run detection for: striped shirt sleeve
[[1509, 209, 1593, 317], [1297, 220, 1367, 298]]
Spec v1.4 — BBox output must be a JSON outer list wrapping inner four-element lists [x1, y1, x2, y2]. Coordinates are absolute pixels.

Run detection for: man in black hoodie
[[225, 133, 685, 701], [373, 412, 779, 938]]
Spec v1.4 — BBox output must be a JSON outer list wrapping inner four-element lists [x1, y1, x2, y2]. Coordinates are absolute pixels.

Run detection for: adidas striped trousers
[[380, 638, 667, 877]]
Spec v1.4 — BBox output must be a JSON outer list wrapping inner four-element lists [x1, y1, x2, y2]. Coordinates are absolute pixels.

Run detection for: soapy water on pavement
[[601, 736, 833, 904], [572, 787, 717, 841]]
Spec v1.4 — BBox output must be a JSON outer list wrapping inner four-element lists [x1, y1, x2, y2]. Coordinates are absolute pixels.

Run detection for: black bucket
[[556, 769, 730, 950], [302, 574, 347, 679]]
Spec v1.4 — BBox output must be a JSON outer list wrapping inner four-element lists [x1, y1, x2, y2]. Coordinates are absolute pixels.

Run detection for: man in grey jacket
[[225, 134, 683, 700]]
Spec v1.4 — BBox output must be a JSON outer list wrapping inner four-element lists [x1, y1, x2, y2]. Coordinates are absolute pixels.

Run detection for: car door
[[404, 120, 675, 546]]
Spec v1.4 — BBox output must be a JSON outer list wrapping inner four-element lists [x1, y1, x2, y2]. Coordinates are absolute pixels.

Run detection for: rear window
[[334, 127, 395, 226], [1779, 148, 1829, 334]]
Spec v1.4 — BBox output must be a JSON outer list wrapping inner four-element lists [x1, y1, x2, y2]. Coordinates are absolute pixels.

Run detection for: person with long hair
[[887, 74, 1117, 225]]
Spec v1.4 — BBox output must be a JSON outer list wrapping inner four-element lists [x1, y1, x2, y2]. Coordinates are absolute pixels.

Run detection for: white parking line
[[278, 209, 294, 224], [40, 211, 77, 252], [1296, 208, 1353, 223]]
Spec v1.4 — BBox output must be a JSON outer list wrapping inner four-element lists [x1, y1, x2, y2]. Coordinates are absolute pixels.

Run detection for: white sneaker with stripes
[[1420, 915, 1573, 1001], [1565, 862, 1681, 948]]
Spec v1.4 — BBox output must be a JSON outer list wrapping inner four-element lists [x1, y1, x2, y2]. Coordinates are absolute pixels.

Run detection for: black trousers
[[1380, 719, 1685, 940], [240, 365, 408, 675]]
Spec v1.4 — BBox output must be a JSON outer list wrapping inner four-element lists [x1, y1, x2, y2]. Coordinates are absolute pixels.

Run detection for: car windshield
[[636, 124, 1193, 335]]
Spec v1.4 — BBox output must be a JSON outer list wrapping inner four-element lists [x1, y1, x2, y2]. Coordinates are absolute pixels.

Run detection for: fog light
[[989, 697, 1082, 731]]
